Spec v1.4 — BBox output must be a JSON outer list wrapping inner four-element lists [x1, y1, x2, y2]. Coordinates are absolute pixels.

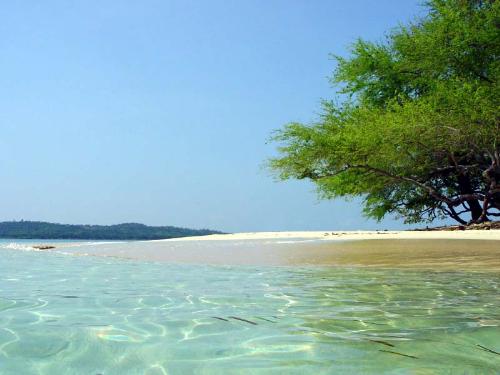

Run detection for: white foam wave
[[1, 243, 39, 251]]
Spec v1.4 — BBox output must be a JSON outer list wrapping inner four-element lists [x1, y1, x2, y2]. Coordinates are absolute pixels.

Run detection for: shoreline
[[3, 231, 499, 270], [2, 229, 499, 244], [61, 234, 500, 270], [158, 229, 500, 242]]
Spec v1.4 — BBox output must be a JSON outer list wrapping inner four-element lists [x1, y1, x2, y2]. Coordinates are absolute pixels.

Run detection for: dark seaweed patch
[[477, 344, 500, 355], [229, 316, 258, 325], [255, 317, 277, 323], [211, 317, 229, 322], [367, 339, 395, 347], [379, 350, 418, 359]]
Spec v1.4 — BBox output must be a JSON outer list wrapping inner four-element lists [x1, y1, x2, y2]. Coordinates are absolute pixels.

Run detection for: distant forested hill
[[0, 221, 223, 240]]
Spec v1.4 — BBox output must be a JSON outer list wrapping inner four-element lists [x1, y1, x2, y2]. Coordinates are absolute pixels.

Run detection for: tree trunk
[[457, 174, 483, 222]]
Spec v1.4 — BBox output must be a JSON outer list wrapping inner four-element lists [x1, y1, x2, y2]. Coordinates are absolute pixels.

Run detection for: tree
[[268, 0, 500, 225]]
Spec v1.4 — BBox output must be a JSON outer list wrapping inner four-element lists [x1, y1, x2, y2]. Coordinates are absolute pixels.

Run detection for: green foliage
[[269, 0, 500, 224], [0, 221, 222, 240]]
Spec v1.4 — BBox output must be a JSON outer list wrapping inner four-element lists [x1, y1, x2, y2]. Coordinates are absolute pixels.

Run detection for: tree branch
[[346, 164, 454, 204]]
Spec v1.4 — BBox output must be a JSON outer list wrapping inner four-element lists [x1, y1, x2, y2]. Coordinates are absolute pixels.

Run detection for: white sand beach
[[160, 230, 500, 242]]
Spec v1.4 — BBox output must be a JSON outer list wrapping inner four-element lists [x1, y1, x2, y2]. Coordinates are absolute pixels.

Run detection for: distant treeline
[[0, 221, 223, 240]]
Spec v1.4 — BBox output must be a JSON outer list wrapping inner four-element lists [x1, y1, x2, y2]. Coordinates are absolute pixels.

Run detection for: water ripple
[[0, 248, 498, 374]]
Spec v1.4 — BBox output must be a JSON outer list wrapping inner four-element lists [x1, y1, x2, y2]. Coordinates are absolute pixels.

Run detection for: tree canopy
[[268, 0, 500, 225]]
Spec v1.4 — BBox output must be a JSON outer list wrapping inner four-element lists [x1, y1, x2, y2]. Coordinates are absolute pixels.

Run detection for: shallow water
[[50, 237, 500, 271], [0, 241, 499, 374]]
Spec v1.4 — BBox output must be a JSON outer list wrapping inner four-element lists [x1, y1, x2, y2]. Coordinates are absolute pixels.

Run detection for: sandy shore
[[159, 230, 500, 242], [8, 230, 497, 270], [40, 230, 498, 270]]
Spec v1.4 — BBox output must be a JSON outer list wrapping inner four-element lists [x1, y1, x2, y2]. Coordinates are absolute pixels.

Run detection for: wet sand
[[58, 237, 500, 271], [304, 239, 500, 270]]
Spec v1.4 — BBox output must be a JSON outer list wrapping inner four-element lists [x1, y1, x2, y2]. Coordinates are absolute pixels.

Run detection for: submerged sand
[[46, 230, 500, 271]]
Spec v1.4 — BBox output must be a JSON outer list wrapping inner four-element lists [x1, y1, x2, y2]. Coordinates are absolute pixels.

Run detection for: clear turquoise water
[[0, 241, 499, 374]]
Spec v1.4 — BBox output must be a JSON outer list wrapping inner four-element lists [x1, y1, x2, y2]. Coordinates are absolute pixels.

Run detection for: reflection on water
[[0, 244, 499, 374]]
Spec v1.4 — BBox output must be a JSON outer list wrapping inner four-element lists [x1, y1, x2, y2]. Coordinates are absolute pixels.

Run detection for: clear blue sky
[[0, 0, 431, 232]]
